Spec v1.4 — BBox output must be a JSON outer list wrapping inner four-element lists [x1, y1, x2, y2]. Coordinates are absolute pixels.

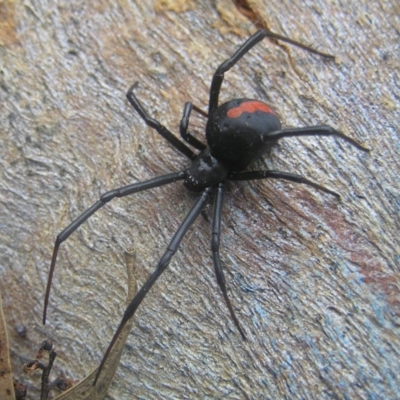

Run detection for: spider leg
[[180, 102, 207, 151], [208, 29, 335, 115], [126, 83, 196, 160], [229, 170, 340, 198], [262, 125, 370, 152], [211, 182, 246, 339], [43, 171, 186, 324], [94, 187, 212, 385], [191, 104, 208, 118]]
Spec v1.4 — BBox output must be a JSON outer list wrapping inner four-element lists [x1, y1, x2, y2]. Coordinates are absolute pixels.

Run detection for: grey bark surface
[[1, 0, 399, 399]]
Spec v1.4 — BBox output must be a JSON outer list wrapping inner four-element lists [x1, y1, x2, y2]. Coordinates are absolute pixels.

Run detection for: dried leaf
[[0, 287, 16, 399], [53, 250, 137, 400]]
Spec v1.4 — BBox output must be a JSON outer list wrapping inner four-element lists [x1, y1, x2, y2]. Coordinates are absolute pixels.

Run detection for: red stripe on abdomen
[[227, 101, 275, 118]]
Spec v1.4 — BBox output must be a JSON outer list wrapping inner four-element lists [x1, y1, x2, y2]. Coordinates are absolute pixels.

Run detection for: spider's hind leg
[[208, 29, 335, 115], [262, 125, 370, 152], [230, 170, 341, 198], [211, 182, 247, 340]]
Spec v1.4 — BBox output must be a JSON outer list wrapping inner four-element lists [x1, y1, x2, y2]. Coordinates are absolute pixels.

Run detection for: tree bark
[[1, 0, 399, 398]]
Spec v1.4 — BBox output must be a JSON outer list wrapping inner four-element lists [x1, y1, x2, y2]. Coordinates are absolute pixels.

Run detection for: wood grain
[[1, 0, 399, 398]]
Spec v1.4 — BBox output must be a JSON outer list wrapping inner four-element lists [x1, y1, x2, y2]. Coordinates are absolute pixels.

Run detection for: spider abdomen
[[206, 99, 281, 171]]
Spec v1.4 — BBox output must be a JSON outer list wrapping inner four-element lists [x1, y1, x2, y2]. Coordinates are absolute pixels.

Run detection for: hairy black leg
[[43, 171, 186, 324], [262, 125, 370, 151], [94, 187, 212, 385], [229, 170, 340, 198], [208, 29, 335, 115], [180, 102, 207, 151], [211, 182, 246, 339], [126, 83, 196, 160]]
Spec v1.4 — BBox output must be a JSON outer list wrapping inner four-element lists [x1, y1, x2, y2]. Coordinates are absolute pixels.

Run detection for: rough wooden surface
[[1, 0, 399, 399]]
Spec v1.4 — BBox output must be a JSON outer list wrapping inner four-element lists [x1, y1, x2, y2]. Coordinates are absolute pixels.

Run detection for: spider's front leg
[[43, 172, 186, 324], [180, 102, 207, 151], [126, 83, 196, 160], [94, 187, 212, 385]]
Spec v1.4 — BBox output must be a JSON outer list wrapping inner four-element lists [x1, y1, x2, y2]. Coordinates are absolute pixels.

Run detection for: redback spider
[[42, 29, 369, 383]]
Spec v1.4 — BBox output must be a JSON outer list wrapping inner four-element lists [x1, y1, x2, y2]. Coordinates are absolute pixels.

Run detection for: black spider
[[42, 30, 369, 383]]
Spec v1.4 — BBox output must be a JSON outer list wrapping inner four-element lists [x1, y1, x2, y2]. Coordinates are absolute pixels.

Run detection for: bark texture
[[1, 0, 399, 399]]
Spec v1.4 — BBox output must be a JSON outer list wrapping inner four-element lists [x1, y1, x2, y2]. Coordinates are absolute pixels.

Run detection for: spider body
[[186, 98, 281, 190], [42, 29, 369, 384]]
